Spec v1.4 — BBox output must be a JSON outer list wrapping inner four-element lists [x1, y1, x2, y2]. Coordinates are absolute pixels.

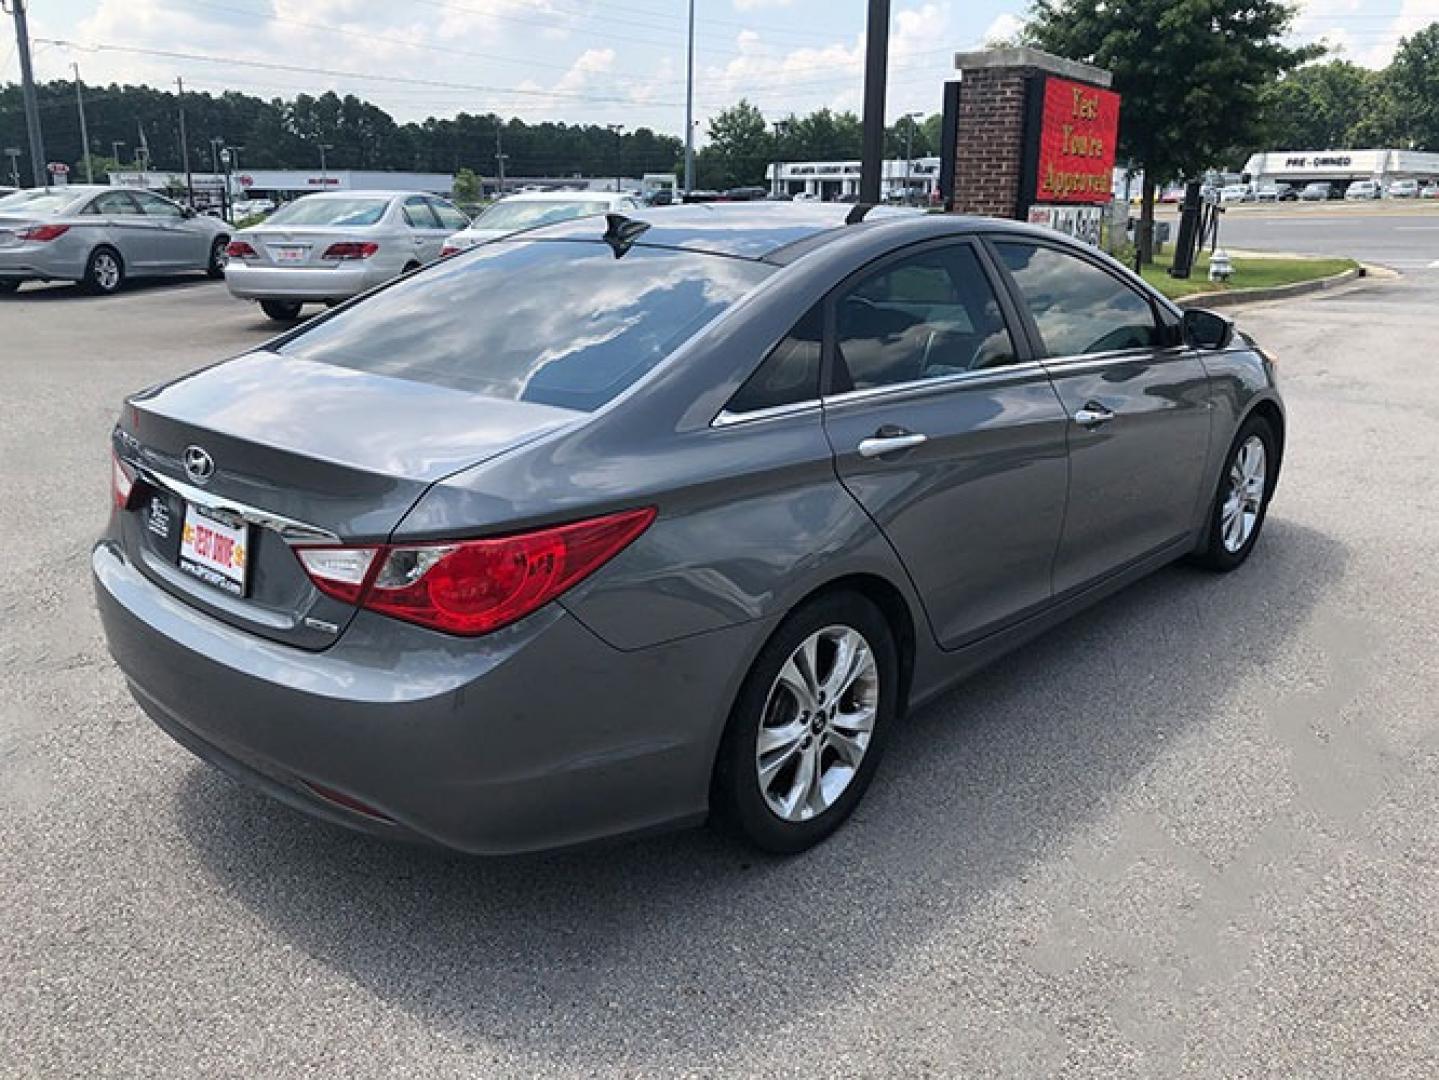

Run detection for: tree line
[[0, 82, 683, 182]]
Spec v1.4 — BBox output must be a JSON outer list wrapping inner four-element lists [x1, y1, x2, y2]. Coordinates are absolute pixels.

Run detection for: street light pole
[[73, 64, 94, 184], [112, 141, 126, 168], [318, 142, 334, 185], [494, 126, 508, 196], [8, 0, 47, 186], [683, 0, 695, 195], [176, 76, 194, 207], [4, 148, 20, 188], [771, 119, 791, 198]]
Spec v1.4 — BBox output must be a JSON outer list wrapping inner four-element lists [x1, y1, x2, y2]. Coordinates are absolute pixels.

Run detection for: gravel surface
[[2, 269, 1437, 1077]]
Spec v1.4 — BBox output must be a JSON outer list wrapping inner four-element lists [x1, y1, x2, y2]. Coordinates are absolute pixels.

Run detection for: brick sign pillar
[[940, 46, 1117, 242]]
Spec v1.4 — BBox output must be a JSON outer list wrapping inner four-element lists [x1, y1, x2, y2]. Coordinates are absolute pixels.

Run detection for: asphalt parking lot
[[4, 248, 1439, 1076]]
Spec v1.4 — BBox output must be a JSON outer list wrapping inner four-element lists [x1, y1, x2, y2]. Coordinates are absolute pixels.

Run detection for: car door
[[130, 191, 206, 269], [820, 238, 1072, 650], [87, 190, 160, 270], [986, 237, 1212, 595], [401, 196, 447, 263], [427, 196, 470, 250]]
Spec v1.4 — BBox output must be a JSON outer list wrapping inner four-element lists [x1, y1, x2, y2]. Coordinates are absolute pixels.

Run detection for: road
[[3, 261, 1438, 1077], [1162, 200, 1439, 271]]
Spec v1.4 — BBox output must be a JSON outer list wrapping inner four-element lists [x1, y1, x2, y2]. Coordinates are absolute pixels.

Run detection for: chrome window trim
[[712, 399, 822, 428], [136, 466, 341, 546], [1039, 344, 1191, 371], [820, 360, 1049, 409]]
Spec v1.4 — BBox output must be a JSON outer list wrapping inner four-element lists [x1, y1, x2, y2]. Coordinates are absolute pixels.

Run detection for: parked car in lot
[[231, 197, 276, 218], [96, 204, 1285, 856], [440, 190, 639, 255], [1219, 183, 1251, 204], [1298, 181, 1336, 201], [1254, 183, 1281, 202], [0, 185, 230, 294], [1422, 183, 1439, 200], [224, 190, 469, 320], [1345, 180, 1381, 200], [1386, 178, 1420, 199]]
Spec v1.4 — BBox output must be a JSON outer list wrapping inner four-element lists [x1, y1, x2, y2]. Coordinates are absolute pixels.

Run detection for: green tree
[[452, 167, 482, 203], [1025, 0, 1317, 262], [1260, 61, 1375, 150], [1383, 23, 1439, 149], [705, 99, 772, 187]]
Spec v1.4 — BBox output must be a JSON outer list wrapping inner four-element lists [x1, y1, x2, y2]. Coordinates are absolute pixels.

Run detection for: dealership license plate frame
[[271, 244, 308, 263], [178, 503, 250, 597]]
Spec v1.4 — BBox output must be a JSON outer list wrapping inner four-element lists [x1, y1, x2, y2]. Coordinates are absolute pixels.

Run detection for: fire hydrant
[[1209, 249, 1234, 283]]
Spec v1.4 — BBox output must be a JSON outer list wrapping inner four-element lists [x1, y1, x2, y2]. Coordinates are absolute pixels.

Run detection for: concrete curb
[[1174, 266, 1365, 309]]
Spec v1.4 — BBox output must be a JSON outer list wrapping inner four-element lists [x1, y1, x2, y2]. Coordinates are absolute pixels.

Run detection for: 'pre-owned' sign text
[[1034, 77, 1121, 204]]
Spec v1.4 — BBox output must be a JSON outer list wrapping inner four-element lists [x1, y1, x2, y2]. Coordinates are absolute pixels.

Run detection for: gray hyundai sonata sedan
[[94, 204, 1284, 855]]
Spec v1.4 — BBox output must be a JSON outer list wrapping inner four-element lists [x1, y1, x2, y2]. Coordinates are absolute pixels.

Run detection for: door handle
[[857, 432, 927, 458], [1073, 403, 1116, 428]]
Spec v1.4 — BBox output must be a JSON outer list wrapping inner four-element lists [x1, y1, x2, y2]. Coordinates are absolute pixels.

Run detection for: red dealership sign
[[1033, 76, 1120, 204]]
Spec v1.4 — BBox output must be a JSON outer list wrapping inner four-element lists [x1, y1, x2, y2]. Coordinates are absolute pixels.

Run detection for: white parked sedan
[[440, 190, 641, 255], [224, 190, 469, 320]]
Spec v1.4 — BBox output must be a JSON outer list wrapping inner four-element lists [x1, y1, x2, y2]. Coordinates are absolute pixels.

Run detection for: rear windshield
[[0, 189, 83, 214], [279, 241, 772, 411], [472, 199, 609, 232], [265, 197, 389, 227]]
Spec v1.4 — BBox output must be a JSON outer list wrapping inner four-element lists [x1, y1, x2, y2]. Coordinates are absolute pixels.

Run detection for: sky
[[9, 0, 1439, 143]]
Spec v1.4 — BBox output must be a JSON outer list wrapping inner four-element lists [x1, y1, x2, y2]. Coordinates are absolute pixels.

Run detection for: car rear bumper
[[94, 537, 751, 854], [224, 262, 390, 302], [0, 247, 81, 282]]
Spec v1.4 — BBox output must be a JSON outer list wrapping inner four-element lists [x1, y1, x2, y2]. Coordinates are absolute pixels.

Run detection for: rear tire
[[83, 247, 124, 295], [712, 592, 898, 854], [1191, 413, 1278, 571], [0, 280, 19, 294], [259, 299, 303, 321], [207, 235, 229, 278]]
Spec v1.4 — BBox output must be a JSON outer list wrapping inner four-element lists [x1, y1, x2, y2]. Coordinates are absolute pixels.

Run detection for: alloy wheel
[[1221, 434, 1267, 553], [755, 625, 879, 822], [93, 252, 121, 292]]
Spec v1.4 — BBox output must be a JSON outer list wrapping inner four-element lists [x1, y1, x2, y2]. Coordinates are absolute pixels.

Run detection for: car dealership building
[[1240, 149, 1439, 189]]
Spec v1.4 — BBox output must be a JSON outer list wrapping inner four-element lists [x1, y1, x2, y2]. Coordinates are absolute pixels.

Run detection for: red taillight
[[294, 508, 655, 636], [226, 239, 257, 259], [111, 451, 135, 510], [440, 244, 460, 258], [321, 241, 379, 260], [21, 224, 69, 243]]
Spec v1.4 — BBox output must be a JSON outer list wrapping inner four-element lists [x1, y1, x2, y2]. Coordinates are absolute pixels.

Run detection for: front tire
[[207, 235, 229, 278], [712, 592, 899, 854], [83, 247, 124, 295], [1192, 413, 1278, 571], [259, 298, 303, 322]]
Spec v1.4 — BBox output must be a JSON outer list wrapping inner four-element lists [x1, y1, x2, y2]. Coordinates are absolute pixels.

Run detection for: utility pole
[[903, 111, 921, 206], [73, 64, 94, 184], [176, 76, 194, 206], [494, 127, 507, 195], [608, 124, 624, 192], [683, 0, 695, 195], [7, 0, 48, 186], [859, 0, 890, 206]]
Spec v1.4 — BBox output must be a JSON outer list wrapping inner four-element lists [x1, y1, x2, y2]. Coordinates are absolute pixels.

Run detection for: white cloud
[[982, 13, 1024, 45]]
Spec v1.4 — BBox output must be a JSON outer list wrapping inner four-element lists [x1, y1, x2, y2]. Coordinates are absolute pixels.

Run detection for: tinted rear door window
[[993, 241, 1160, 357], [279, 241, 771, 412]]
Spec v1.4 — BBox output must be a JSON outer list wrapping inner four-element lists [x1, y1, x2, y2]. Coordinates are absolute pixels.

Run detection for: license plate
[[272, 245, 307, 263], [179, 505, 249, 596]]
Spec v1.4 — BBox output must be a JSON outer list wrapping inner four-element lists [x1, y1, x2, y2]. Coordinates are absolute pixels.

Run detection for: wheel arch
[[1244, 397, 1286, 477]]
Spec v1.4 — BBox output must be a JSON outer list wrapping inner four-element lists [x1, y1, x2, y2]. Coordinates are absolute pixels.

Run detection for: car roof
[[495, 190, 621, 203], [295, 190, 432, 200], [519, 202, 940, 261]]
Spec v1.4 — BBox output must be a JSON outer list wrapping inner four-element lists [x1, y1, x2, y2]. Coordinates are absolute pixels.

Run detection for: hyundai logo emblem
[[183, 445, 216, 485]]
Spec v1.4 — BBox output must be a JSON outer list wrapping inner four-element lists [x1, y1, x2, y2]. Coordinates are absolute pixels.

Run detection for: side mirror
[[1182, 308, 1234, 350]]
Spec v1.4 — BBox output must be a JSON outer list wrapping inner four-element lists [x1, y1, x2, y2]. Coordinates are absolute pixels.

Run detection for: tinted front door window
[[994, 242, 1159, 357], [833, 244, 1016, 393]]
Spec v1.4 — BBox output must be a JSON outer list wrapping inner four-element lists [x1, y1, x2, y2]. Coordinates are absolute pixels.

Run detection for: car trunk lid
[[114, 350, 579, 649]]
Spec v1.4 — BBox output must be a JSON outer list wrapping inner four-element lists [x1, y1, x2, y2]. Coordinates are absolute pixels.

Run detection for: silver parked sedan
[[0, 185, 230, 294], [95, 205, 1284, 856], [224, 190, 469, 321]]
